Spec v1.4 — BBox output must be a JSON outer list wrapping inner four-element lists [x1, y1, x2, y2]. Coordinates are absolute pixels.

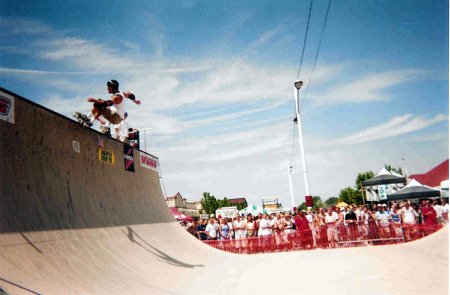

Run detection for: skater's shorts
[[100, 107, 122, 125]]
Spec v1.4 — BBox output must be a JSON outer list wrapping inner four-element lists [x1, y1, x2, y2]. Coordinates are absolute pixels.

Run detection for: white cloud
[[311, 69, 426, 105], [0, 17, 51, 35], [324, 114, 448, 146]]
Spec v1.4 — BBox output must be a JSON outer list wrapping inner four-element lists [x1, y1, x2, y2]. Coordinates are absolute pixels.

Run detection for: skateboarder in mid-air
[[75, 80, 140, 132]]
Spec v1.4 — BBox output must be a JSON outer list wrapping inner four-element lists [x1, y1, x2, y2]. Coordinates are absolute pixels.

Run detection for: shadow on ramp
[[125, 226, 204, 269]]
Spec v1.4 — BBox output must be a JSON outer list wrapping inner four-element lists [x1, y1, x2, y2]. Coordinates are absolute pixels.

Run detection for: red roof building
[[409, 159, 449, 188], [228, 198, 247, 205]]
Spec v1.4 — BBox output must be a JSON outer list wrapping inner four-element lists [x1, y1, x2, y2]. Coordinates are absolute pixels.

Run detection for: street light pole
[[294, 80, 311, 199], [287, 159, 296, 212], [402, 158, 408, 178]]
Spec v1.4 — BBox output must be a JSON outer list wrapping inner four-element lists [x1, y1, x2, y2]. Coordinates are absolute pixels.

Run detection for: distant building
[[408, 159, 449, 189], [228, 197, 247, 207], [165, 192, 204, 218]]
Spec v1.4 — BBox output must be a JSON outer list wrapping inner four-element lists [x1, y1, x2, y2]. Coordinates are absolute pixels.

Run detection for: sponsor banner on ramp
[[0, 91, 15, 124], [140, 152, 158, 172], [128, 130, 139, 149], [98, 148, 114, 165], [124, 144, 135, 172]]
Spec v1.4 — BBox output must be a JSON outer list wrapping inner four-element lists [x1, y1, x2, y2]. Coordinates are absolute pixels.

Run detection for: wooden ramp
[[0, 88, 448, 295]]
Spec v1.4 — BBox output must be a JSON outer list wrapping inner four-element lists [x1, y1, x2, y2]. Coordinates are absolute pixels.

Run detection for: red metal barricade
[[203, 222, 444, 254]]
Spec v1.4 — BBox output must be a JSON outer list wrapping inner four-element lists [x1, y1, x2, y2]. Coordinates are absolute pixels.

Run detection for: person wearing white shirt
[[205, 218, 219, 240], [259, 213, 272, 236], [115, 112, 130, 143]]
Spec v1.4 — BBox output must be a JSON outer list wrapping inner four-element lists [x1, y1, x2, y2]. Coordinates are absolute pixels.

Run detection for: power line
[[296, 0, 314, 80], [300, 0, 332, 109]]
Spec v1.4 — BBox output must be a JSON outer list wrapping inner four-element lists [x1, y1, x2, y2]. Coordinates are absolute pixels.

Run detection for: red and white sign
[[140, 152, 158, 171], [0, 91, 15, 123]]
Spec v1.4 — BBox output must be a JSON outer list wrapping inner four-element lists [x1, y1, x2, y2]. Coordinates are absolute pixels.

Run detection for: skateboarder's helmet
[[107, 80, 119, 89]]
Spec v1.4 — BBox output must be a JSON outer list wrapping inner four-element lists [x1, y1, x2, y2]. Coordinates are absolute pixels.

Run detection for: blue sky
[[1, 0, 448, 208]]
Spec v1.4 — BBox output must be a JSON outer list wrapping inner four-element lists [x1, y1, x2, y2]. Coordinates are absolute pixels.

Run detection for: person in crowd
[[344, 208, 358, 241], [433, 200, 443, 224], [359, 206, 369, 239], [422, 200, 438, 225], [401, 202, 418, 226], [273, 213, 283, 235], [296, 210, 314, 248], [337, 207, 346, 224], [197, 219, 208, 240], [324, 207, 338, 247], [284, 215, 294, 234], [259, 213, 272, 236], [389, 206, 402, 237], [219, 218, 231, 240], [186, 219, 199, 238], [415, 205, 423, 224], [246, 215, 255, 237], [442, 199, 449, 224], [227, 218, 234, 239], [253, 215, 260, 236], [233, 215, 246, 240], [205, 218, 219, 240], [390, 206, 401, 224], [352, 204, 361, 221], [115, 111, 130, 143], [291, 211, 297, 231], [180, 221, 187, 229], [375, 204, 391, 238]]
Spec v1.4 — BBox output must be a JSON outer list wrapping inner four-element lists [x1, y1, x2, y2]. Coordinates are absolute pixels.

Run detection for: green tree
[[385, 164, 403, 175], [324, 197, 339, 208], [235, 200, 248, 211], [200, 192, 219, 215], [356, 171, 374, 190], [217, 197, 233, 209], [338, 186, 363, 205]]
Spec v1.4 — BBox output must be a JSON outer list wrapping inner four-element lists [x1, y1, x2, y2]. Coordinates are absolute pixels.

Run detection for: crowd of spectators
[[180, 199, 448, 243]]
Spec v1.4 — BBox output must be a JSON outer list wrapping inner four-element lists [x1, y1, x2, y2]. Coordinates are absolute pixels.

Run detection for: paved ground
[[0, 88, 448, 295]]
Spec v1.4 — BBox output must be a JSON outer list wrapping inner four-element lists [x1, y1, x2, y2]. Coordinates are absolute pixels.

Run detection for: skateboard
[[73, 112, 93, 127]]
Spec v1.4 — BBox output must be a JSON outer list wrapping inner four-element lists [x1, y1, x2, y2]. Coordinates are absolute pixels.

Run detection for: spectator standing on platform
[[115, 112, 130, 143]]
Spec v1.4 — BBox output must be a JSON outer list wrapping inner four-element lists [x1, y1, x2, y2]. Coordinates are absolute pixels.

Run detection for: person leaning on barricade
[[401, 202, 418, 241], [345, 208, 358, 241]]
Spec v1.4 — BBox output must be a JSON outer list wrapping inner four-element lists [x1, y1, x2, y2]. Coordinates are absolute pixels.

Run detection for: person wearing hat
[[375, 203, 391, 238]]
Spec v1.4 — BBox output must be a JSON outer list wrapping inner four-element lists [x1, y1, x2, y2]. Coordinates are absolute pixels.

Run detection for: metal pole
[[143, 130, 147, 152], [294, 81, 310, 196], [139, 128, 153, 153], [287, 159, 296, 212], [402, 158, 408, 177]]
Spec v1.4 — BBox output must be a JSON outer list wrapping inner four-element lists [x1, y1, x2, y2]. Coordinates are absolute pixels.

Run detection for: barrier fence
[[203, 222, 444, 254]]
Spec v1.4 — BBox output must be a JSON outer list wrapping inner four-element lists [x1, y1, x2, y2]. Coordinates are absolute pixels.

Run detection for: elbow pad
[[128, 92, 136, 100], [105, 100, 113, 106]]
